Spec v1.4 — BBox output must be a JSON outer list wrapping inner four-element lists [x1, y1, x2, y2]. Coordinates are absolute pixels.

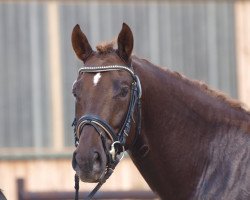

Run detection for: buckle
[[109, 141, 125, 161]]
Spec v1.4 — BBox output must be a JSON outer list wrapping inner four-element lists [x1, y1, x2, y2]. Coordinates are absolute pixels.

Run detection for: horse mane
[[137, 57, 250, 119], [96, 39, 116, 54], [171, 71, 248, 112], [140, 60, 250, 132]]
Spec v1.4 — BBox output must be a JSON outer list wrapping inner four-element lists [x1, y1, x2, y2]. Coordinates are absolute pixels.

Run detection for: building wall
[[0, 0, 250, 199], [0, 157, 149, 200], [235, 1, 250, 109], [0, 0, 238, 149]]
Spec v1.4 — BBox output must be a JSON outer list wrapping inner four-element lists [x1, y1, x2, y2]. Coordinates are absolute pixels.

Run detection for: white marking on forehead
[[93, 73, 102, 86]]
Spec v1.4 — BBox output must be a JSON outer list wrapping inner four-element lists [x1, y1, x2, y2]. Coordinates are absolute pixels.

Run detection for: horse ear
[[117, 23, 134, 62], [71, 24, 93, 62]]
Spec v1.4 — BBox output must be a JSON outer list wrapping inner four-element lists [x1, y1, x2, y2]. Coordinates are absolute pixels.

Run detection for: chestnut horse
[[71, 23, 250, 200]]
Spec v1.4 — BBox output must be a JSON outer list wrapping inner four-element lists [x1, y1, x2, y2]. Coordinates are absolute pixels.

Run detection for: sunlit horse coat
[[71, 23, 250, 200]]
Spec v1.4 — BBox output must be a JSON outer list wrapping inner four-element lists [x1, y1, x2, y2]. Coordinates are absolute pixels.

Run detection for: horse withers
[[71, 23, 250, 200]]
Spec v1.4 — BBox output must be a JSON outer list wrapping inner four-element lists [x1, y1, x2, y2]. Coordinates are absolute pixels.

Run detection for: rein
[[72, 65, 142, 200]]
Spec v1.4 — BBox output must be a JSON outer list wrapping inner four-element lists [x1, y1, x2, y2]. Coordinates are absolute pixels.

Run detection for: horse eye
[[119, 87, 129, 98]]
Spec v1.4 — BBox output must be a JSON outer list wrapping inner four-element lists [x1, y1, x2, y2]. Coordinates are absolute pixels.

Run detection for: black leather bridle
[[72, 65, 142, 200]]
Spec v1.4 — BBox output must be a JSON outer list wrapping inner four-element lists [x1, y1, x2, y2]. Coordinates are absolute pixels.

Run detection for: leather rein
[[72, 65, 142, 200]]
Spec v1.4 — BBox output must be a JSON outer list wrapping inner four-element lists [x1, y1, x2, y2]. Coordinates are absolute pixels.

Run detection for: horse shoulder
[[194, 125, 250, 200]]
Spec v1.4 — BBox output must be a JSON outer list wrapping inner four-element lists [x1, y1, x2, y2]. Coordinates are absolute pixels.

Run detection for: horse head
[[71, 23, 138, 183]]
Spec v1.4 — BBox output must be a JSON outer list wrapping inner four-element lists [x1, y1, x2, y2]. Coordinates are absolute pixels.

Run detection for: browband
[[78, 65, 142, 99], [79, 65, 135, 77]]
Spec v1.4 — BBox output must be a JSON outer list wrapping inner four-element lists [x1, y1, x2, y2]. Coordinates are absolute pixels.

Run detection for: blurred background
[[0, 0, 250, 199]]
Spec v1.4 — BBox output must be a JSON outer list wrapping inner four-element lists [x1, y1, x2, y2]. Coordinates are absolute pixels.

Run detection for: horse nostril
[[92, 152, 101, 171], [93, 152, 100, 162], [72, 150, 102, 172]]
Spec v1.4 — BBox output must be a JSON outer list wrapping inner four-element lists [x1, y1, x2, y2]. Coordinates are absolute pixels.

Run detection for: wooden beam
[[235, 1, 250, 110], [47, 1, 64, 149]]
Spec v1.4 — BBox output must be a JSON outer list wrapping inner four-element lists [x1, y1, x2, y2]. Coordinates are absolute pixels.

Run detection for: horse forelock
[[96, 39, 116, 54]]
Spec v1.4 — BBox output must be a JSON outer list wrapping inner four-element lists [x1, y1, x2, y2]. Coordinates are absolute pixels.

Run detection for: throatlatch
[[72, 65, 142, 200]]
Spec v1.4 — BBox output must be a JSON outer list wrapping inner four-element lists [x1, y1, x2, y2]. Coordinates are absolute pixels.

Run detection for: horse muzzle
[[72, 146, 107, 183]]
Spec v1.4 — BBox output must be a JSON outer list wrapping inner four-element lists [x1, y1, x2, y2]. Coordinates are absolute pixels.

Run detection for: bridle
[[72, 65, 142, 200]]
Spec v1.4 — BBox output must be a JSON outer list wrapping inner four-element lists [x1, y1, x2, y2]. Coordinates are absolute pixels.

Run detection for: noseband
[[72, 65, 142, 200]]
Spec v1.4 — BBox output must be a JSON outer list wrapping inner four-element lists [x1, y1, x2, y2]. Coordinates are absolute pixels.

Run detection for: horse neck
[[129, 56, 250, 199], [131, 56, 250, 141]]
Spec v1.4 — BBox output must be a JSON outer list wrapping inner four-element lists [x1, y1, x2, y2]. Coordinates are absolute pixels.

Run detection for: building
[[0, 0, 250, 199]]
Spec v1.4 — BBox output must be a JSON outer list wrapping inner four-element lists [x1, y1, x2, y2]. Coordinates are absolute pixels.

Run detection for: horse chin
[[78, 170, 104, 183], [75, 164, 106, 183]]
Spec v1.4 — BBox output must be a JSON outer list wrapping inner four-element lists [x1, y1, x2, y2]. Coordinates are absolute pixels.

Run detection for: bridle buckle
[[109, 141, 125, 161]]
